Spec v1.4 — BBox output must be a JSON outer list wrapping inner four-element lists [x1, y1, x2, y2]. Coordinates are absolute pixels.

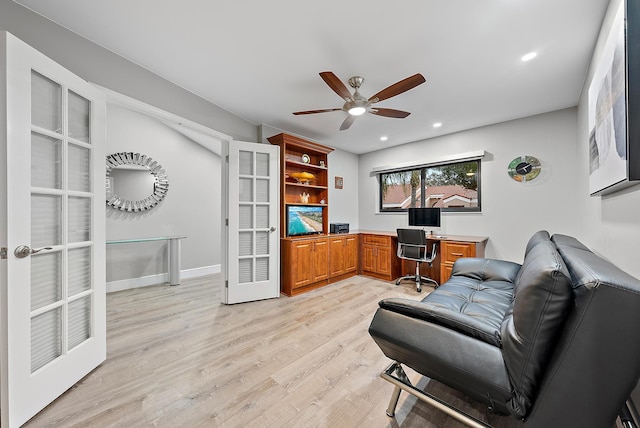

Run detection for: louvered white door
[[0, 32, 106, 428], [222, 141, 280, 304]]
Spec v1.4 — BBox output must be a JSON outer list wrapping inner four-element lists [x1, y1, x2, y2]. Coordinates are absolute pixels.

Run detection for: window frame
[[378, 159, 481, 213]]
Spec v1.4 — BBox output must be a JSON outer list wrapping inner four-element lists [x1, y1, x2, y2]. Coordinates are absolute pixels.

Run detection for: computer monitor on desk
[[408, 207, 442, 236]]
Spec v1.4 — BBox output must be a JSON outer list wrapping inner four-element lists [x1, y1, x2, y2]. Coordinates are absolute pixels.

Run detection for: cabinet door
[[313, 238, 329, 282], [329, 236, 345, 277], [292, 240, 315, 288], [362, 244, 376, 273], [313, 239, 329, 282], [344, 235, 358, 273], [376, 245, 393, 276]]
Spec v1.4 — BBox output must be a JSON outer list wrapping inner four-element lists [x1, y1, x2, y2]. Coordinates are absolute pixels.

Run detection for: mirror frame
[[105, 152, 169, 212]]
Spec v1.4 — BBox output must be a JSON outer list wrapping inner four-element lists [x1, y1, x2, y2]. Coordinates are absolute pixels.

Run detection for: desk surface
[[356, 230, 488, 244]]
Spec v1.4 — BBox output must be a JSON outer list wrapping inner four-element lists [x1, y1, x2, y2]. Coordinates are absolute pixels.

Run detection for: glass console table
[[106, 236, 186, 286]]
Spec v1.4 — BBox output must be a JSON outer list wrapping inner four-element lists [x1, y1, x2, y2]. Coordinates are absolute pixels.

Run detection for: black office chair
[[395, 228, 438, 292]]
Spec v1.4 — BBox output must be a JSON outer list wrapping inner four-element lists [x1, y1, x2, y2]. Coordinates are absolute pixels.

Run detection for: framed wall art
[[588, 0, 640, 196]]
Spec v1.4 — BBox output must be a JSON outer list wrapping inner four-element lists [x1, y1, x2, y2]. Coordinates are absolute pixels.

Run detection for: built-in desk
[[356, 230, 488, 284]]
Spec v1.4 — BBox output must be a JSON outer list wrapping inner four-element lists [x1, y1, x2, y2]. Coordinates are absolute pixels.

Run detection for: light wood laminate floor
[[24, 275, 522, 428]]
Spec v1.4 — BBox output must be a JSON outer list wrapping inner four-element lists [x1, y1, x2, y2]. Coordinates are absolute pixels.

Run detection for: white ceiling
[[14, 0, 610, 154]]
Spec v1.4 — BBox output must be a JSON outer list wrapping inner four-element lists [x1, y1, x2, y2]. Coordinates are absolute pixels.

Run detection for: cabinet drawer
[[362, 234, 390, 246], [442, 242, 475, 262]]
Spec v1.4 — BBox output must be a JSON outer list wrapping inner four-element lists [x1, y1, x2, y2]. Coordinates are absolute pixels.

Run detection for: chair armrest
[[451, 258, 521, 284]]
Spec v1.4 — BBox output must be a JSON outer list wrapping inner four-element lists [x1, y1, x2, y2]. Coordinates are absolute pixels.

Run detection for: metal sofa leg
[[386, 385, 402, 417], [620, 399, 640, 428], [380, 362, 492, 428]]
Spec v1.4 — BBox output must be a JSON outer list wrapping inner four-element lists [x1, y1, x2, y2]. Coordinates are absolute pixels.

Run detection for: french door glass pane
[[68, 196, 91, 243], [31, 132, 62, 189], [30, 252, 62, 311], [68, 296, 91, 350], [239, 151, 253, 175], [31, 71, 62, 133], [256, 231, 269, 255], [256, 257, 269, 282], [31, 194, 62, 247], [239, 205, 253, 229], [68, 247, 91, 296], [68, 144, 91, 192], [239, 231, 253, 256], [239, 178, 253, 202], [31, 307, 62, 373], [239, 259, 252, 284], [256, 179, 269, 203], [68, 90, 90, 143], [256, 205, 269, 229], [256, 153, 269, 176]]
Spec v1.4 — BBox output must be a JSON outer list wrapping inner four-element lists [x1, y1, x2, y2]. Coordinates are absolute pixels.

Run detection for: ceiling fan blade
[[293, 108, 342, 115], [368, 73, 426, 103], [370, 108, 411, 118], [320, 72, 353, 102], [340, 115, 356, 131]]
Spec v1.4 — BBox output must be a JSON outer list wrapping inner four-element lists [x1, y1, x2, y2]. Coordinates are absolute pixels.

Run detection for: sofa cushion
[[500, 239, 573, 417], [382, 259, 518, 347]]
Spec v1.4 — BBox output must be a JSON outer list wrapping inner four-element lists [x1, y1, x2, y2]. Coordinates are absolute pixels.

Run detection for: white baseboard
[[106, 264, 221, 293]]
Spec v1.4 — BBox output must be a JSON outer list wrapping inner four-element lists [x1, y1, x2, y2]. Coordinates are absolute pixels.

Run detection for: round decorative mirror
[[106, 152, 169, 212]]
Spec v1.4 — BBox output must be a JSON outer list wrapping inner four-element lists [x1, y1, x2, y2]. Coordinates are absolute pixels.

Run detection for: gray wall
[[106, 104, 221, 282], [358, 108, 581, 263], [0, 0, 257, 143]]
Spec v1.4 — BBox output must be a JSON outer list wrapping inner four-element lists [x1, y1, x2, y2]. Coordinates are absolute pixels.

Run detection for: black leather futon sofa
[[368, 231, 640, 427]]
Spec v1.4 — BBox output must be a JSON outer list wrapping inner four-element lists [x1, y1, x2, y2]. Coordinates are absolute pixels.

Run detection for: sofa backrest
[[524, 235, 640, 427], [500, 239, 573, 418], [523, 230, 551, 257]]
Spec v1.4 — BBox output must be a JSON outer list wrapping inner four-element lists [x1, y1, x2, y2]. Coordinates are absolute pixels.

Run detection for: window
[[379, 160, 480, 212]]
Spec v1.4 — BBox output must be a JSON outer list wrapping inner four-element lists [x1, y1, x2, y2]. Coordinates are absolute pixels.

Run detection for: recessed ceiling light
[[433, 122, 442, 128], [521, 52, 537, 62], [380, 136, 388, 141]]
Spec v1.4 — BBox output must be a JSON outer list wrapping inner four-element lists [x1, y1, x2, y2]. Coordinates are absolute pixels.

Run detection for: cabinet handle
[[452, 252, 464, 257]]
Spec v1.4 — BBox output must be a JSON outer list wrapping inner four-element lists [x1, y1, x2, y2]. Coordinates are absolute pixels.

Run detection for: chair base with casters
[[395, 259, 438, 292]]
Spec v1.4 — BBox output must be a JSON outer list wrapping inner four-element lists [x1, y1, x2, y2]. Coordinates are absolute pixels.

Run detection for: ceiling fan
[[293, 71, 426, 131]]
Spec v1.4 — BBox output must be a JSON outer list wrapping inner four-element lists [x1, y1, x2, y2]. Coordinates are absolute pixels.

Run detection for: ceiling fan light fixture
[[348, 106, 367, 116]]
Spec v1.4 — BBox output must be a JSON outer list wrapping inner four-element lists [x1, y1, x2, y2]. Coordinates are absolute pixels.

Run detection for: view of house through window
[[379, 160, 480, 212]]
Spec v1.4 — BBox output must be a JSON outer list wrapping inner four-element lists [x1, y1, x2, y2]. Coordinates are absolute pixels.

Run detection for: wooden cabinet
[[281, 236, 329, 296], [440, 240, 485, 283], [268, 133, 355, 296], [329, 234, 358, 278], [360, 234, 400, 281], [267, 133, 333, 238]]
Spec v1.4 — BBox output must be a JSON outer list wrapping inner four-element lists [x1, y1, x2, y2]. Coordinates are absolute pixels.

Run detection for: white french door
[[0, 32, 106, 427], [222, 140, 280, 304]]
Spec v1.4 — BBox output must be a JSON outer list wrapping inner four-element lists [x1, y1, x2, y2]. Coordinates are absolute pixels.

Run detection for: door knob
[[14, 245, 53, 258], [270, 227, 276, 232]]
